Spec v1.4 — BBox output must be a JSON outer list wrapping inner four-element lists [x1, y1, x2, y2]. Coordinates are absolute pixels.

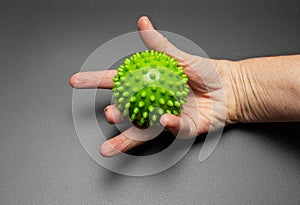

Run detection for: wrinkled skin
[[70, 16, 300, 157]]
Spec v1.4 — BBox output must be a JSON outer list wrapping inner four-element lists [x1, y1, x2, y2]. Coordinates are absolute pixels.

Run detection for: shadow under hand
[[236, 122, 300, 153]]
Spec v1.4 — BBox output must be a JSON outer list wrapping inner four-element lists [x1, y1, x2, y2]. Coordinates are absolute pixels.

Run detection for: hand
[[69, 16, 241, 157]]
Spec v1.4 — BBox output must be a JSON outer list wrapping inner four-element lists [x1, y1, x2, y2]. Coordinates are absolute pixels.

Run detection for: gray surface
[[0, 0, 300, 204]]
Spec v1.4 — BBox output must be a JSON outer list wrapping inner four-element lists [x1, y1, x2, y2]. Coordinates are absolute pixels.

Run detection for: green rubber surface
[[112, 50, 189, 128]]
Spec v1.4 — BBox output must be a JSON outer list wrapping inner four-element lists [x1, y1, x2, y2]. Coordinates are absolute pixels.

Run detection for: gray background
[[0, 0, 300, 204]]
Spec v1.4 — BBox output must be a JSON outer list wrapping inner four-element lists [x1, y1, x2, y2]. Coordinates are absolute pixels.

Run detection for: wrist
[[218, 59, 261, 124], [212, 59, 242, 125], [231, 55, 300, 123], [228, 60, 255, 123]]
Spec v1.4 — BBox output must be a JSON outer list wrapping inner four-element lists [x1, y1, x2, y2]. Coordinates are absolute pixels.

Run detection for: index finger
[[69, 70, 117, 89]]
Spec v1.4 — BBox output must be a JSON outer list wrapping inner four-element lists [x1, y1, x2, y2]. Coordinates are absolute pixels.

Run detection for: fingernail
[[104, 107, 108, 113], [100, 143, 120, 157], [160, 115, 167, 126], [69, 74, 79, 87]]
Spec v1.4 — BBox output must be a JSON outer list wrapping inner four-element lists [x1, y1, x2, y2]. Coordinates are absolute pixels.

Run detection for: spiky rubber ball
[[112, 50, 189, 128]]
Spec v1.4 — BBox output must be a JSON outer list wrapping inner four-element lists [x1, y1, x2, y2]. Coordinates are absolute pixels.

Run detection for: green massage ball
[[112, 50, 189, 128]]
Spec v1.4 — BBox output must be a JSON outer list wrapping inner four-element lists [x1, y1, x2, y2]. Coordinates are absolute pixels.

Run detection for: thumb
[[137, 16, 191, 61]]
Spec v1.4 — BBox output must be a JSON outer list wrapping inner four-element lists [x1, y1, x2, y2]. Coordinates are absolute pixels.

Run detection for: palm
[[176, 59, 226, 138]]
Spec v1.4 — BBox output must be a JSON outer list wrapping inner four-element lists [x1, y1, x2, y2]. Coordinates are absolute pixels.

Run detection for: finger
[[160, 113, 198, 138], [137, 16, 191, 61], [69, 70, 117, 89], [104, 104, 125, 124], [100, 124, 162, 157], [100, 127, 148, 157], [160, 114, 182, 136]]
